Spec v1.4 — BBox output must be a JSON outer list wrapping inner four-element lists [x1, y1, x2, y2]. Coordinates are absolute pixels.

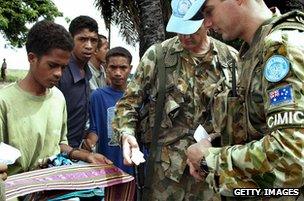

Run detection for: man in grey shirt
[[88, 34, 109, 91]]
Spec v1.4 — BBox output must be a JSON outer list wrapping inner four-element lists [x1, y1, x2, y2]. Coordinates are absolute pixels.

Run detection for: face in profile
[[203, 0, 241, 41], [96, 38, 109, 63], [72, 28, 98, 63], [28, 48, 71, 89], [106, 56, 131, 90]]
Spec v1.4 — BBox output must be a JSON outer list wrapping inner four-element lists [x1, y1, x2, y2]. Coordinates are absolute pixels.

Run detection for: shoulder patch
[[263, 55, 290, 82], [268, 84, 294, 108]]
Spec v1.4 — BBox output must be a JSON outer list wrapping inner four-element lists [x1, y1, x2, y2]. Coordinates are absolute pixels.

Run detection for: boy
[[83, 47, 134, 175], [0, 20, 111, 176]]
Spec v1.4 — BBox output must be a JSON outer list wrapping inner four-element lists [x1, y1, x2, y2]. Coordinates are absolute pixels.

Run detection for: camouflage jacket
[[206, 10, 304, 197], [112, 36, 238, 182]]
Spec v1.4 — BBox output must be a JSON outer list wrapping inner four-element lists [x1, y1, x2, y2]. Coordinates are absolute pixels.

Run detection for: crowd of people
[[1, 0, 304, 200]]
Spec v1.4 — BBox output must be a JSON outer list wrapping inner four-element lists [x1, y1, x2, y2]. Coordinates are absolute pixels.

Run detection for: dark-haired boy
[[57, 15, 99, 148], [0, 20, 111, 176], [83, 47, 134, 175]]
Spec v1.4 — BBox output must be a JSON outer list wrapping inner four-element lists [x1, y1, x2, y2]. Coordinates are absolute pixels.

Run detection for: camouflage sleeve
[[111, 44, 158, 145], [205, 30, 304, 195]]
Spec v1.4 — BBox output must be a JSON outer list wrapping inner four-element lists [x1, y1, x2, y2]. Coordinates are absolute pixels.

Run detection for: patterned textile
[[5, 164, 134, 200], [105, 180, 136, 201]]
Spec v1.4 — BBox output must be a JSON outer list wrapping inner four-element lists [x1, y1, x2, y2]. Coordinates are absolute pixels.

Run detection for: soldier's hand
[[0, 163, 8, 181], [187, 159, 205, 182], [187, 139, 211, 167], [121, 134, 139, 166]]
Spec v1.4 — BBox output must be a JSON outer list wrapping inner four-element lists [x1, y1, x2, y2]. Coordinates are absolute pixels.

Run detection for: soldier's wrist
[[200, 158, 209, 174]]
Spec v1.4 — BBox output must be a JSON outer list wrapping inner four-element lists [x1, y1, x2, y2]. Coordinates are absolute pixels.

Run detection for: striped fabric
[[5, 164, 135, 200]]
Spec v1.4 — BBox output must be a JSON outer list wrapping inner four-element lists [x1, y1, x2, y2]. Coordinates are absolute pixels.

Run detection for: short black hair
[[26, 20, 73, 58], [97, 34, 107, 49], [106, 46, 132, 64], [69, 15, 98, 37]]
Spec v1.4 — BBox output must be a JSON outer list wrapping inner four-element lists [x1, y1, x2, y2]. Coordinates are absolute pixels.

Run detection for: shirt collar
[[88, 62, 102, 78], [69, 55, 92, 83]]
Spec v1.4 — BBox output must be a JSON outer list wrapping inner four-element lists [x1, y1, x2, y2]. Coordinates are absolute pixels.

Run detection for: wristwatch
[[200, 158, 209, 174]]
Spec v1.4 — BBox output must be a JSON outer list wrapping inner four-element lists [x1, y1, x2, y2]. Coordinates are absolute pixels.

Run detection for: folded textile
[[5, 164, 134, 200]]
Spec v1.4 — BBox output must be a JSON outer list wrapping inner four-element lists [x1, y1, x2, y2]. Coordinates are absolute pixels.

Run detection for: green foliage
[[5, 69, 28, 82], [0, 0, 62, 47]]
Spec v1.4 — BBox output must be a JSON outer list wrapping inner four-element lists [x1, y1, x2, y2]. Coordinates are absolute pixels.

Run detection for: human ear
[[27, 52, 37, 64]]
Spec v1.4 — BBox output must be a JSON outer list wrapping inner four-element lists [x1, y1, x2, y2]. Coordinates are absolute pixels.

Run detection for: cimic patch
[[268, 84, 294, 108], [267, 111, 304, 129], [264, 55, 290, 82]]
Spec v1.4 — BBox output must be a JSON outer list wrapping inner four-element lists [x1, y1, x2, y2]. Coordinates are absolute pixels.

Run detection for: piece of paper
[[193, 124, 209, 142], [131, 148, 145, 166], [0, 142, 21, 165]]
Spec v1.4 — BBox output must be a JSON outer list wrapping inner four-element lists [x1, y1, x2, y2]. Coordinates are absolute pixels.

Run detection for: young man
[[0, 21, 111, 177], [185, 0, 304, 200], [57, 16, 99, 148], [83, 47, 134, 175], [111, 0, 238, 200], [88, 34, 109, 91]]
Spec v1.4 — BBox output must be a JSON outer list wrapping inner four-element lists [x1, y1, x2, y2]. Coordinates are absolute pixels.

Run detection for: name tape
[[267, 111, 304, 129]]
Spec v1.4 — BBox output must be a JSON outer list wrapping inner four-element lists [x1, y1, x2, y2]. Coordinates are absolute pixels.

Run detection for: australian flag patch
[[268, 84, 294, 108]]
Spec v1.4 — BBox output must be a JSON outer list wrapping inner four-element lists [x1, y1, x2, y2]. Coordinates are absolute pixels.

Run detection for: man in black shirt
[[57, 16, 99, 148]]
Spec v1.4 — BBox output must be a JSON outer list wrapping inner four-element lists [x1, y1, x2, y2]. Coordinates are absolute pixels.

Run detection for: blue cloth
[[48, 153, 73, 167], [47, 188, 104, 201], [57, 54, 92, 148], [89, 86, 134, 175]]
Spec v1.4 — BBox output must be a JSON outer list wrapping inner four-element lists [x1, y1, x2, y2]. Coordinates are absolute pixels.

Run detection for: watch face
[[200, 159, 209, 173]]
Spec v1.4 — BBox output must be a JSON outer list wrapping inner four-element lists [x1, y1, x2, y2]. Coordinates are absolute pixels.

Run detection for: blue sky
[[0, 0, 139, 72]]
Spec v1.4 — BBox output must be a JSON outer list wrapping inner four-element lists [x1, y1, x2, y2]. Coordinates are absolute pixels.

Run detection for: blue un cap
[[183, 0, 206, 20], [166, 0, 203, 34]]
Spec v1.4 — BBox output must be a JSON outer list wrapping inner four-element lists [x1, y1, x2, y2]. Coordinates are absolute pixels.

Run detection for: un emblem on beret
[[263, 55, 290, 82]]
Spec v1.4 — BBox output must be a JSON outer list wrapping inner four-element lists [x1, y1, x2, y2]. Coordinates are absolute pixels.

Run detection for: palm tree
[[94, 0, 171, 56], [265, 0, 304, 13]]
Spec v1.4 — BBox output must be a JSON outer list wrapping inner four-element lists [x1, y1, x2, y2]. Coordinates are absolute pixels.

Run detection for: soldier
[[185, 0, 304, 200], [111, 0, 238, 200]]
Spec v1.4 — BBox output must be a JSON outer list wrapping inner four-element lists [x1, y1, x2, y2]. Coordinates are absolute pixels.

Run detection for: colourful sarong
[[5, 164, 135, 200]]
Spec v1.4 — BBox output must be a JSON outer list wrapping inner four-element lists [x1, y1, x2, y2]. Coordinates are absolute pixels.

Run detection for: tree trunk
[[265, 0, 304, 13], [137, 0, 166, 57]]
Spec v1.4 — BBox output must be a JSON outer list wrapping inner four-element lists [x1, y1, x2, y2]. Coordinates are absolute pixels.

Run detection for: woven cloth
[[5, 164, 135, 200]]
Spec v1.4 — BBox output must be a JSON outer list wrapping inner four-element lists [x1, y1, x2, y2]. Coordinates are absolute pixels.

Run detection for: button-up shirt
[[88, 62, 107, 91], [57, 55, 92, 148]]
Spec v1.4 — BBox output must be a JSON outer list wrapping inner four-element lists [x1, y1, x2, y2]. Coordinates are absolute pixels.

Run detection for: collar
[[239, 8, 281, 58], [88, 62, 102, 78], [69, 55, 92, 83]]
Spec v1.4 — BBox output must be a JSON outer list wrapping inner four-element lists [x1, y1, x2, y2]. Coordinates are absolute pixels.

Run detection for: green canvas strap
[[143, 43, 166, 199]]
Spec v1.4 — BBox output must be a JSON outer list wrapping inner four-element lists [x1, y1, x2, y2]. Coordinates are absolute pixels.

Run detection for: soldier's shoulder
[[265, 19, 304, 49]]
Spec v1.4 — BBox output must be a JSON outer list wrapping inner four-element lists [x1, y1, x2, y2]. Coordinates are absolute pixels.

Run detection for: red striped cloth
[[5, 164, 135, 200]]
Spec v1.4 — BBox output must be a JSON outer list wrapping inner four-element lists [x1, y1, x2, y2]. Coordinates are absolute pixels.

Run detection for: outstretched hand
[[121, 134, 139, 165]]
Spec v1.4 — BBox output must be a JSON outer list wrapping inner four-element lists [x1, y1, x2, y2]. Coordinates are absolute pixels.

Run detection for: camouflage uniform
[[112, 36, 238, 201], [209, 10, 304, 200]]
